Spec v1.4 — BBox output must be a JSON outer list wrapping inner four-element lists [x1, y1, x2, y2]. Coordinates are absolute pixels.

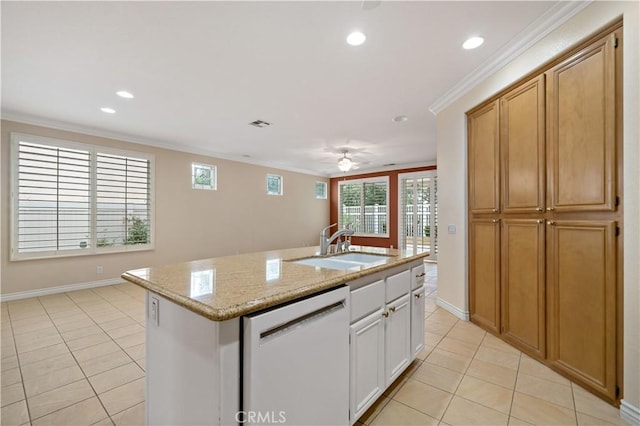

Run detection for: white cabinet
[[349, 309, 385, 422], [384, 293, 411, 386], [349, 262, 422, 424], [411, 264, 426, 290], [411, 285, 426, 358]]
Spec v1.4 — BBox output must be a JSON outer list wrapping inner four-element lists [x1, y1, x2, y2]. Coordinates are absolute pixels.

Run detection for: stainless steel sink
[[288, 252, 393, 271]]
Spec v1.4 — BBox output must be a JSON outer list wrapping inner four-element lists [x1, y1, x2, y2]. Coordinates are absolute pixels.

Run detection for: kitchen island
[[122, 246, 429, 425]]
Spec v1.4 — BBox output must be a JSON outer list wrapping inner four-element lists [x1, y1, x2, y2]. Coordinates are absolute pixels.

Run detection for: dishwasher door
[[243, 286, 350, 426]]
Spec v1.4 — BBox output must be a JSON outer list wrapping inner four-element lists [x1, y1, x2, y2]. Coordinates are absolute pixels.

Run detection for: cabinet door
[[468, 100, 500, 213], [350, 309, 385, 423], [411, 286, 426, 359], [501, 219, 545, 357], [546, 220, 617, 402], [501, 75, 545, 213], [385, 294, 411, 387], [469, 219, 501, 333], [547, 33, 616, 212]]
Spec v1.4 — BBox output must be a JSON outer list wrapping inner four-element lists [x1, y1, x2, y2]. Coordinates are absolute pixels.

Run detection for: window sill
[[10, 245, 155, 262]]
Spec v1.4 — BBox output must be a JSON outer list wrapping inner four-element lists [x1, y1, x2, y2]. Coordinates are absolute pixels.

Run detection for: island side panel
[[146, 292, 240, 425]]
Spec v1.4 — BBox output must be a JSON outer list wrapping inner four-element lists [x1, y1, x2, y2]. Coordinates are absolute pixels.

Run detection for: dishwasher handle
[[259, 300, 346, 343]]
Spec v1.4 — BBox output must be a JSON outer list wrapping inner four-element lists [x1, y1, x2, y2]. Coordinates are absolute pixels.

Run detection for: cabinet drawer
[[351, 279, 385, 323], [386, 270, 411, 303], [411, 264, 426, 290]]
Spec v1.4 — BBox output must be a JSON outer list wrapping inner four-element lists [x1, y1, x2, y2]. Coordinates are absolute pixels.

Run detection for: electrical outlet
[[448, 224, 457, 234], [96, 265, 103, 274], [150, 296, 159, 326]]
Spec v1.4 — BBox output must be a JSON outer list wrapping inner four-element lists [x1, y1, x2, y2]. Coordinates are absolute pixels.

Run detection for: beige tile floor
[[0, 262, 628, 425]]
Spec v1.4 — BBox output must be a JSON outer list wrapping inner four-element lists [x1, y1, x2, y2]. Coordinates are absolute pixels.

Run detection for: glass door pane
[[399, 173, 437, 258]]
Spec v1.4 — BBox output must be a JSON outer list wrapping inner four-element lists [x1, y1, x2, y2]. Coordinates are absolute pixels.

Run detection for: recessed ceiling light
[[100, 107, 116, 114], [463, 36, 484, 50], [392, 115, 408, 123], [346, 31, 366, 46], [116, 90, 134, 99]]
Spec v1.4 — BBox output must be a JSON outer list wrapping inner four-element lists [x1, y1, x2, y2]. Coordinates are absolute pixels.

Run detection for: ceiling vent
[[249, 120, 271, 128]]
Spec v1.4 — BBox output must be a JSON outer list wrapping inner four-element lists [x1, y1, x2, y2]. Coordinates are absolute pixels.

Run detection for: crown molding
[[428, 0, 592, 115], [1, 111, 326, 177]]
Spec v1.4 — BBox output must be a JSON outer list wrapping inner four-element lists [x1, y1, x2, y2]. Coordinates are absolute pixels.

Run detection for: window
[[266, 174, 283, 196], [315, 181, 327, 199], [338, 177, 388, 237], [192, 162, 216, 190], [11, 133, 153, 260]]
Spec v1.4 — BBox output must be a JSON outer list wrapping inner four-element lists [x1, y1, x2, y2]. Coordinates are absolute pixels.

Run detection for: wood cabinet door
[[384, 294, 411, 387], [547, 33, 616, 212], [350, 309, 385, 423], [469, 219, 500, 333], [468, 100, 500, 213], [546, 220, 617, 402], [501, 75, 545, 213], [501, 219, 545, 357]]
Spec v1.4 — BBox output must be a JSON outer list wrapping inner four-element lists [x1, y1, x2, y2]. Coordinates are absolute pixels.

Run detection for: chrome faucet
[[320, 223, 355, 255]]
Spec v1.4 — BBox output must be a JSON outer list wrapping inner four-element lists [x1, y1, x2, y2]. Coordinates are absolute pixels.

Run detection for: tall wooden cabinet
[[467, 23, 622, 404]]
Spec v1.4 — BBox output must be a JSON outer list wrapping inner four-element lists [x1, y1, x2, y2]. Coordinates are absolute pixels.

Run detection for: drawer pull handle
[[547, 207, 554, 211], [416, 272, 426, 278], [389, 306, 396, 313], [382, 312, 389, 318], [536, 207, 543, 212], [414, 293, 422, 299]]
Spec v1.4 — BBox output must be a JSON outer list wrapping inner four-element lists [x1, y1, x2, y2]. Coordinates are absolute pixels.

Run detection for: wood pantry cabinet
[[469, 219, 500, 334], [467, 22, 622, 405]]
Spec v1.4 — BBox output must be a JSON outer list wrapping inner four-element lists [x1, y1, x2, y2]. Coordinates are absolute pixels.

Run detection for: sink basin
[[289, 252, 393, 271], [331, 253, 392, 263]]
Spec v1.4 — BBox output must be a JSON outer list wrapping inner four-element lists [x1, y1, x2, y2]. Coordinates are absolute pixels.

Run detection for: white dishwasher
[[242, 286, 350, 426]]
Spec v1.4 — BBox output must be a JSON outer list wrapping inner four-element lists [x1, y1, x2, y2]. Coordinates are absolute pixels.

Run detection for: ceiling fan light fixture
[[338, 153, 354, 172]]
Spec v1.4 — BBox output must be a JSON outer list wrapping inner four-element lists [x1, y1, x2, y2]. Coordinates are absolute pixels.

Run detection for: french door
[[398, 171, 437, 259]]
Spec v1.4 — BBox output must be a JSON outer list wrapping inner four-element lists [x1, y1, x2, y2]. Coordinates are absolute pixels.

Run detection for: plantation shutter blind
[[16, 141, 91, 255], [400, 178, 411, 250], [96, 153, 151, 247], [338, 179, 388, 236], [339, 182, 362, 232]]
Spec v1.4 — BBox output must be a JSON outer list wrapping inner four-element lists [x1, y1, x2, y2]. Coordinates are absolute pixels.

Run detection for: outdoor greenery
[[340, 182, 386, 206], [126, 216, 149, 245]]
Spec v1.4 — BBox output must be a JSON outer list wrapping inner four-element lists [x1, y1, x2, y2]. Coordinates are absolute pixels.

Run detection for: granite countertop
[[121, 246, 429, 321]]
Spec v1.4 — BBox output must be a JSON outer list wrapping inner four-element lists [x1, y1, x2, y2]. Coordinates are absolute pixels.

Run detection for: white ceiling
[[2, 1, 567, 176]]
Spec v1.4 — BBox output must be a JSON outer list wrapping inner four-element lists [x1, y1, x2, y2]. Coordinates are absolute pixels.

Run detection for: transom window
[[10, 133, 154, 260], [338, 177, 389, 237]]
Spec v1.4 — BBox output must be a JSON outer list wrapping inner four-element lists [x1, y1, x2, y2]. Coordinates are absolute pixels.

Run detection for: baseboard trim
[[436, 297, 470, 321], [620, 399, 640, 425], [0, 278, 123, 302]]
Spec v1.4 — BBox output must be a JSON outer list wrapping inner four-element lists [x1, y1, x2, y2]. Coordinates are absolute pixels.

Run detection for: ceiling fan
[[337, 150, 357, 172]]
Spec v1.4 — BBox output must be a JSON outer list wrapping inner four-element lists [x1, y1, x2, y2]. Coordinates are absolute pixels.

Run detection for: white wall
[[436, 0, 639, 414], [1, 120, 330, 296]]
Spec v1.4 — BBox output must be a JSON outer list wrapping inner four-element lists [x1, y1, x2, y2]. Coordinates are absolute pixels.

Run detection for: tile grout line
[[24, 289, 141, 423], [64, 288, 147, 424], [3, 301, 33, 424], [571, 382, 579, 425], [26, 292, 111, 424], [506, 349, 523, 422], [435, 317, 486, 423]]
